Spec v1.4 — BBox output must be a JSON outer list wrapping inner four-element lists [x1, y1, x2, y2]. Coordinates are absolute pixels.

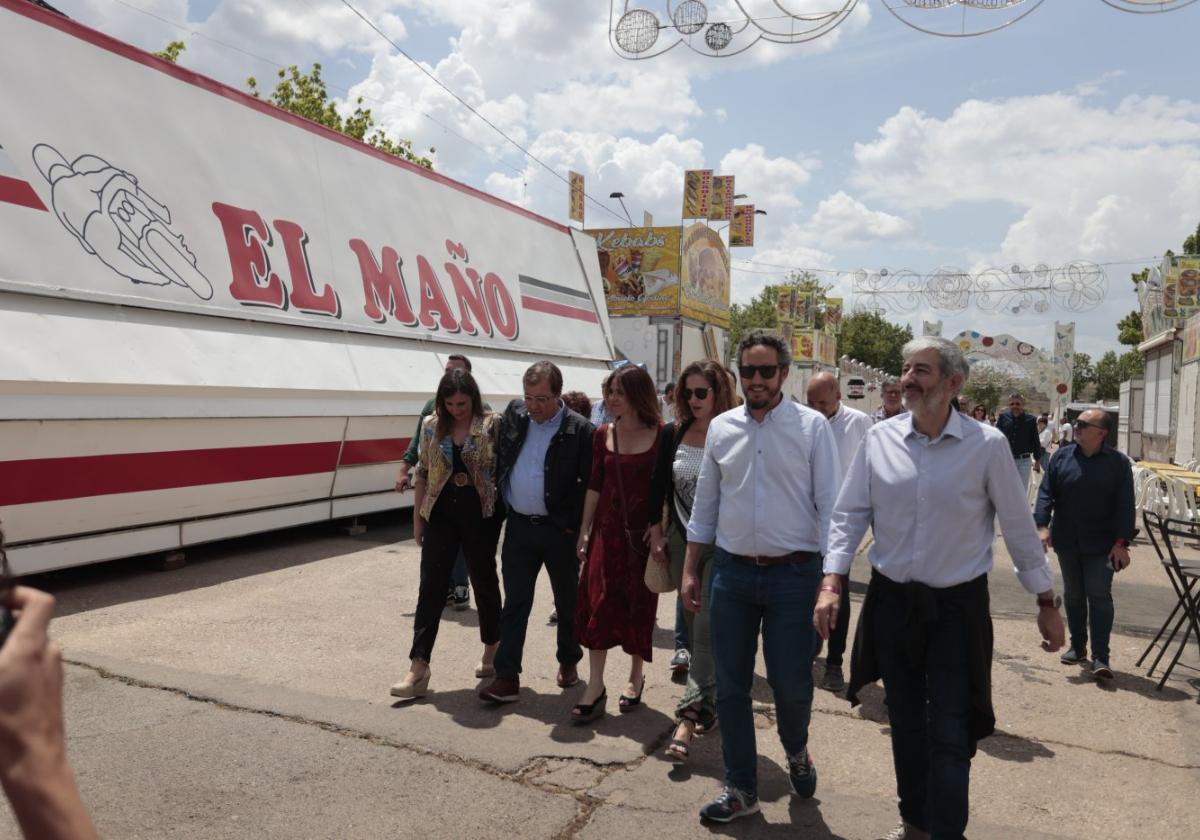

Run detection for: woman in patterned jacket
[[391, 368, 503, 701]]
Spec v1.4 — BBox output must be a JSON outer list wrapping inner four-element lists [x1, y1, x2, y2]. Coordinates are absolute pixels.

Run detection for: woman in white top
[[647, 360, 737, 763]]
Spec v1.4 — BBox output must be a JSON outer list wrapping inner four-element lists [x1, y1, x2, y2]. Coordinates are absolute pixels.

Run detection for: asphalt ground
[[3, 512, 1197, 839]]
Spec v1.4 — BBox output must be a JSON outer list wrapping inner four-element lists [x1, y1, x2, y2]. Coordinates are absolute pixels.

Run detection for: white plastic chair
[[1164, 477, 1199, 524]]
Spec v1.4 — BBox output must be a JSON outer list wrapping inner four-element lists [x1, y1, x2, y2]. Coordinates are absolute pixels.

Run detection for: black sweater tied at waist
[[848, 568, 996, 746]]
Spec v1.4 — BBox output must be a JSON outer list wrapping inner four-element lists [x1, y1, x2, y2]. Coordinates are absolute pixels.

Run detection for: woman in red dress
[[572, 364, 662, 723]]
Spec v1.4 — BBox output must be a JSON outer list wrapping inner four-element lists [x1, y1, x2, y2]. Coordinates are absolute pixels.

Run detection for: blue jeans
[[709, 547, 820, 795], [1013, 455, 1033, 495], [673, 594, 689, 652], [874, 584, 972, 839], [1057, 551, 1114, 662], [450, 549, 469, 590]]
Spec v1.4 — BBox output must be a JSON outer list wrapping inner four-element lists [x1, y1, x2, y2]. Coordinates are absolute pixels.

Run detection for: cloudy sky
[[49, 0, 1200, 357]]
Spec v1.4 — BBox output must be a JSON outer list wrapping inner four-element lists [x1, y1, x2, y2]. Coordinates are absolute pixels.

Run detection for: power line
[[338, 0, 627, 225], [107, 0, 524, 176]]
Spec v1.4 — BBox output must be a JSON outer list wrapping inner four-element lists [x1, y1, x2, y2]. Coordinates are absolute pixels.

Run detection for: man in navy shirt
[[996, 392, 1043, 495], [1034, 408, 1135, 679]]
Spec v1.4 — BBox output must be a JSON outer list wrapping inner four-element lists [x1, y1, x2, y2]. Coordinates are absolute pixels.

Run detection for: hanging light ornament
[[609, 1, 860, 59], [1099, 0, 1198, 12], [879, 0, 1048, 37]]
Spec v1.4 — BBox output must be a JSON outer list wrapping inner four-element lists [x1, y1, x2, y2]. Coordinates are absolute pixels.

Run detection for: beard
[[902, 383, 952, 414], [744, 380, 781, 409]]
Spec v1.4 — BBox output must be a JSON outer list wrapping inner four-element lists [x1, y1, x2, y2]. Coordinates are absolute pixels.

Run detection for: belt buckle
[[452, 473, 470, 487], [528, 514, 543, 525], [754, 555, 768, 566]]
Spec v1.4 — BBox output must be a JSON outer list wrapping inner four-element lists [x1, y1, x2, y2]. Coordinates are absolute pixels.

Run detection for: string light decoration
[[850, 261, 1108, 315], [609, 1, 860, 59], [611, 0, 1196, 58], [879, 0, 1048, 38]]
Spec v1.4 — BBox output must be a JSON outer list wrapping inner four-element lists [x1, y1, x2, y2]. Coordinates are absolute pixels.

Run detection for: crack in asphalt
[[65, 658, 675, 840]]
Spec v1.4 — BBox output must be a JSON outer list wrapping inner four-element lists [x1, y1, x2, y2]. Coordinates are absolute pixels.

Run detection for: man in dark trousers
[[479, 361, 594, 702], [995, 392, 1042, 496], [1034, 408, 1135, 680]]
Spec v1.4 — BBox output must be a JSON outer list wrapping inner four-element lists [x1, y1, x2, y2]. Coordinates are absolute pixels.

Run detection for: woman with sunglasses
[[971, 404, 989, 424], [572, 364, 662, 723], [391, 369, 504, 701], [648, 361, 735, 762]]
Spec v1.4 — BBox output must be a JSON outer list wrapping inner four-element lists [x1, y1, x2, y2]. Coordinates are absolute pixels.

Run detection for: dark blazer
[[496, 398, 594, 532], [647, 419, 695, 532]]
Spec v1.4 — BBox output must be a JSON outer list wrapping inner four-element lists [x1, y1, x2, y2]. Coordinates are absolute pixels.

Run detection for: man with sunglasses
[[1034, 409, 1135, 680], [684, 330, 841, 823], [996, 392, 1043, 496], [817, 337, 1063, 840], [806, 372, 872, 693], [480, 361, 595, 703]]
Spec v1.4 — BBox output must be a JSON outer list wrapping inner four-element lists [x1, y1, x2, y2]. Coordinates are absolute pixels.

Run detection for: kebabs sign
[[0, 0, 609, 359], [587, 226, 681, 318]]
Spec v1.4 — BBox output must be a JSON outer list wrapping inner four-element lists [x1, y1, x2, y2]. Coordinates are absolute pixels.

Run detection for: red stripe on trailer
[[0, 441, 343, 506], [339, 437, 411, 466], [0, 174, 46, 210], [520, 295, 599, 323]]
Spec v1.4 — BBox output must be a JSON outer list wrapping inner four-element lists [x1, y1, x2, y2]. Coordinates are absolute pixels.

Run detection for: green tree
[[247, 64, 434, 169], [837, 311, 913, 376], [1117, 310, 1143, 346], [1093, 349, 1144, 402], [727, 285, 781, 361], [1182, 220, 1200, 255], [961, 365, 1023, 416], [154, 41, 186, 64], [1071, 352, 1094, 398]]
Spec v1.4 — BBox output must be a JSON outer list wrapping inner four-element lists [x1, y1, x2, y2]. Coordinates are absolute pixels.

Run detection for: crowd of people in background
[[2, 334, 1135, 840], [376, 332, 1139, 839]]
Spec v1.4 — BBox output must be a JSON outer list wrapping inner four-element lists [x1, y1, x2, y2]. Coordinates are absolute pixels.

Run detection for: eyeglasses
[[1008, 402, 1023, 408], [682, 386, 710, 400], [1073, 419, 1101, 431], [738, 364, 780, 380], [523, 394, 556, 405]]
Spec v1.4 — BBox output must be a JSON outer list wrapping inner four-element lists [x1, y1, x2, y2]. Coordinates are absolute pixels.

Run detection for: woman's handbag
[[612, 424, 673, 594]]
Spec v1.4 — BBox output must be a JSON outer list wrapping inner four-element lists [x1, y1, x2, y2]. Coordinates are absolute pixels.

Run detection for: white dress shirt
[[827, 402, 873, 481], [687, 398, 841, 557], [825, 410, 1053, 594]]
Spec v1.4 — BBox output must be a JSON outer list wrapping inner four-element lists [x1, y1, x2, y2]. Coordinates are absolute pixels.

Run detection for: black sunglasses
[[738, 364, 780, 380], [682, 387, 710, 400], [1073, 419, 1101, 431]]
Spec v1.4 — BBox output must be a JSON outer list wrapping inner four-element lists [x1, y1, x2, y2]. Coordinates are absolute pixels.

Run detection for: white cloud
[[807, 191, 912, 247], [851, 92, 1200, 269], [718, 143, 816, 211], [531, 74, 703, 136]]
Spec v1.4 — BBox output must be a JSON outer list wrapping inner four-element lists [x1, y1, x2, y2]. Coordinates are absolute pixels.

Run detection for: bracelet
[[819, 584, 841, 596]]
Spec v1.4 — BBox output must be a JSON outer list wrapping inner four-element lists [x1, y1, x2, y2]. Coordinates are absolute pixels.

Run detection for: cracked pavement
[[3, 519, 1197, 839]]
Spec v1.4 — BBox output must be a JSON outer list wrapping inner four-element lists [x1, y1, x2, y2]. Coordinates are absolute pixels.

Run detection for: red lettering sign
[[484, 272, 519, 340], [349, 239, 418, 325], [212, 202, 287, 310], [443, 263, 492, 337], [415, 255, 459, 332], [273, 219, 340, 317]]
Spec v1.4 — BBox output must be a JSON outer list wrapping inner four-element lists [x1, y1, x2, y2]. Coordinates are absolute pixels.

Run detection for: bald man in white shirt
[[815, 337, 1065, 840], [806, 372, 872, 691]]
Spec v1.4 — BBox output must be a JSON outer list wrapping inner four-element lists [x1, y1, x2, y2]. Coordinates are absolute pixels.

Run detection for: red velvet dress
[[575, 425, 661, 661]]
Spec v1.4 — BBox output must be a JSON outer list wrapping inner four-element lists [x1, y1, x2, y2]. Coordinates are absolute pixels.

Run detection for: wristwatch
[[1036, 594, 1062, 609]]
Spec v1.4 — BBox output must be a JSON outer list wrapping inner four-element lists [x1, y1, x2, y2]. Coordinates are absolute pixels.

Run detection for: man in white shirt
[[815, 337, 1065, 840], [683, 331, 841, 824], [806, 372, 872, 692]]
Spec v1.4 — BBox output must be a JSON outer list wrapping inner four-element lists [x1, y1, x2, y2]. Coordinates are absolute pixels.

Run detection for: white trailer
[[0, 0, 614, 573]]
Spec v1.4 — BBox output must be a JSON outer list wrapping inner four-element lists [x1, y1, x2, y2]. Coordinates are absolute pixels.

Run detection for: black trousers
[[493, 513, 582, 680], [874, 584, 972, 839], [408, 486, 503, 663]]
